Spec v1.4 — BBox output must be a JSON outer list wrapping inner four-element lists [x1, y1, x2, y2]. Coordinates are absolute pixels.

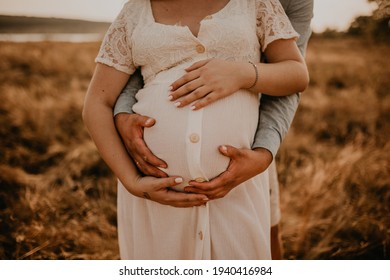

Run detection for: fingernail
[[203, 197, 209, 201], [145, 118, 153, 125], [220, 145, 228, 153], [174, 177, 183, 183], [174, 102, 181, 107], [190, 105, 196, 110], [168, 95, 173, 100], [159, 164, 167, 169], [169, 86, 173, 91]]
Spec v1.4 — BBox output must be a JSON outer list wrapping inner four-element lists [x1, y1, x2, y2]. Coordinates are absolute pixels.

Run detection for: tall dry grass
[[0, 37, 389, 259], [278, 38, 390, 259], [0, 42, 118, 259]]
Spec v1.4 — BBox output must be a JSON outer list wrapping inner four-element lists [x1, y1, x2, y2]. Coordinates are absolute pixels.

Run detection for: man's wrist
[[253, 147, 273, 165], [114, 112, 132, 129]]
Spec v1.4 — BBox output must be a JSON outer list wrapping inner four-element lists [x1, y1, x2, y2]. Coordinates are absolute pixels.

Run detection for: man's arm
[[113, 68, 142, 116], [113, 68, 168, 177], [253, 0, 314, 157]]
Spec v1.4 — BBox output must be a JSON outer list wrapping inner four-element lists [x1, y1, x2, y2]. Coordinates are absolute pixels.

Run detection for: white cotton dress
[[96, 0, 298, 260]]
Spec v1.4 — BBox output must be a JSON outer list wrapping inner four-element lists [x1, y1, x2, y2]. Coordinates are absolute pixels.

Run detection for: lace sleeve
[[256, 0, 299, 52], [95, 2, 136, 74]]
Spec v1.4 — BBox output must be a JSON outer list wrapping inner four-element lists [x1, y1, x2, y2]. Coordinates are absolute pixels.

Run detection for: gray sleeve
[[251, 0, 313, 157], [113, 68, 144, 116]]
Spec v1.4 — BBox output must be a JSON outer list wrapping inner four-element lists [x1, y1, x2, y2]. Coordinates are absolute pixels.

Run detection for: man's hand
[[184, 145, 273, 199], [114, 113, 168, 178]]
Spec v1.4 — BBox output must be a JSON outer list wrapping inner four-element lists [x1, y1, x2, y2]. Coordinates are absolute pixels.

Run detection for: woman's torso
[[131, 0, 261, 189]]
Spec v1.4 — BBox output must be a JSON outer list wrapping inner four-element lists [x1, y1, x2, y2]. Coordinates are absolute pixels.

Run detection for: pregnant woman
[[83, 0, 308, 259]]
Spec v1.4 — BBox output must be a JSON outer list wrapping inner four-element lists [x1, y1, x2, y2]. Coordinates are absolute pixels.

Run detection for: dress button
[[189, 133, 200, 143], [194, 177, 206, 183], [198, 231, 204, 240], [196, 44, 205, 53]]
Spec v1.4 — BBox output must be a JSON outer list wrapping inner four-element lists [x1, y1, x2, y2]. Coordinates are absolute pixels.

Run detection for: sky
[[0, 0, 378, 32]]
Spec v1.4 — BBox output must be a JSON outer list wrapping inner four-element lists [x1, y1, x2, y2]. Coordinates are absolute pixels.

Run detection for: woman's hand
[[169, 59, 251, 110], [126, 175, 209, 208], [183, 145, 273, 199]]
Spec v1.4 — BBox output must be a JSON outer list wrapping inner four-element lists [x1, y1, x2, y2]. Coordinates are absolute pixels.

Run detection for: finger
[[151, 176, 186, 191], [160, 178, 209, 201], [184, 59, 210, 72], [190, 92, 216, 110], [188, 182, 231, 200], [134, 114, 156, 128], [218, 144, 241, 159], [152, 186, 209, 207], [188, 168, 233, 190], [185, 185, 222, 199], [186, 179, 223, 192], [135, 159, 168, 178], [130, 137, 168, 169], [175, 86, 212, 108], [129, 147, 168, 177], [145, 188, 208, 207], [169, 77, 203, 102], [167, 201, 207, 208], [161, 190, 209, 204], [169, 70, 200, 92], [209, 189, 229, 200]]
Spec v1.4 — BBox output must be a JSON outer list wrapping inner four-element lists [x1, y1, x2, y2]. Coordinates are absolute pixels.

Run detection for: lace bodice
[[96, 0, 298, 84]]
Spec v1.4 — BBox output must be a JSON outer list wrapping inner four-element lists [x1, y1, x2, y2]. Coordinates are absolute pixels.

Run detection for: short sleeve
[[95, 2, 136, 75], [256, 0, 300, 52]]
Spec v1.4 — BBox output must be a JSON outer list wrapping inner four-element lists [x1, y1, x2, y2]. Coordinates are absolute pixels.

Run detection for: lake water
[[0, 33, 104, 42]]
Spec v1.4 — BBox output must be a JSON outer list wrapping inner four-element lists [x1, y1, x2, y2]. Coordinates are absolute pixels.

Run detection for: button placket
[[185, 107, 207, 181], [198, 231, 204, 240], [194, 204, 210, 259], [187, 38, 210, 259]]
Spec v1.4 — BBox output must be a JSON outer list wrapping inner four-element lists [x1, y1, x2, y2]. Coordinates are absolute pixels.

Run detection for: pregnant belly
[[133, 81, 259, 191]]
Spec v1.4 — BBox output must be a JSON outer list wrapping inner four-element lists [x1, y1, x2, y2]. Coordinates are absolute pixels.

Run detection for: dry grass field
[[0, 37, 389, 259]]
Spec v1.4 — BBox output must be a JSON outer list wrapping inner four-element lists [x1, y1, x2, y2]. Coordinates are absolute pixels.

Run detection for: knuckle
[[142, 155, 149, 163], [184, 83, 193, 92], [183, 75, 191, 83], [214, 192, 224, 199], [203, 95, 213, 103], [133, 138, 145, 148], [219, 177, 228, 185], [193, 90, 203, 98]]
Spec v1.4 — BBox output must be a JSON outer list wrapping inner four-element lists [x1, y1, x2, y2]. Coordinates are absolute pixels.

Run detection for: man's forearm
[[252, 93, 300, 157], [113, 68, 143, 116]]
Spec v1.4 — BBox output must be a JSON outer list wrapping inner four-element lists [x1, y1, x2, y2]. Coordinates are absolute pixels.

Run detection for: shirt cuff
[[251, 127, 282, 159], [113, 93, 135, 116]]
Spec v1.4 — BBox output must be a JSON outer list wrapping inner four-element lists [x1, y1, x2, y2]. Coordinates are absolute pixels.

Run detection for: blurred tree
[[348, 0, 390, 41], [368, 0, 390, 19]]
